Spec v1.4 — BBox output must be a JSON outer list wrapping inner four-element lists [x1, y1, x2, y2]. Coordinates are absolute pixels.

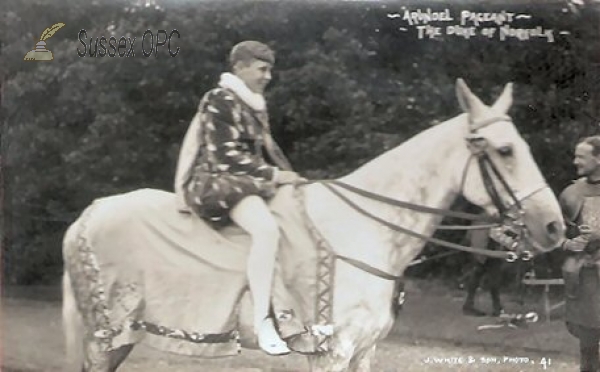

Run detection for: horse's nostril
[[546, 221, 560, 237]]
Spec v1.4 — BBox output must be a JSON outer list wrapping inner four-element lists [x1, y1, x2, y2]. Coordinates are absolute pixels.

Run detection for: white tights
[[230, 195, 280, 330]]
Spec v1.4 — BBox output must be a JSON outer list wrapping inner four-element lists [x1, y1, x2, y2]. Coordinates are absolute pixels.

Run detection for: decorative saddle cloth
[[63, 185, 328, 357]]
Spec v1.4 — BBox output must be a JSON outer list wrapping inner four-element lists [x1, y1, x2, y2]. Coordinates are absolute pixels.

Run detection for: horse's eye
[[497, 145, 513, 157]]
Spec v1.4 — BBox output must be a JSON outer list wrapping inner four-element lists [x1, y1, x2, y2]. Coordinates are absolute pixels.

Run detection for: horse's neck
[[342, 116, 466, 209], [337, 115, 468, 269]]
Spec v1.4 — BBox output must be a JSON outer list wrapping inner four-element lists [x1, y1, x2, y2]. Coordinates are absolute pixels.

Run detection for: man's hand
[[579, 225, 600, 243], [562, 235, 589, 252], [579, 225, 600, 254], [275, 170, 303, 185]]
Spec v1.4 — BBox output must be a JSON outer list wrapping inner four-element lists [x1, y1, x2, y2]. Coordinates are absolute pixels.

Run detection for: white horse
[[62, 79, 565, 371]]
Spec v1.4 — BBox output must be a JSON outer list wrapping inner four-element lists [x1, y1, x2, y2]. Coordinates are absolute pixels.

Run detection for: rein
[[321, 181, 518, 261], [322, 180, 501, 223], [303, 116, 543, 281]]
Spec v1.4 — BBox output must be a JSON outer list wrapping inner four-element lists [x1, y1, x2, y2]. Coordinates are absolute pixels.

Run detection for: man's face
[[574, 142, 600, 177], [233, 59, 272, 94]]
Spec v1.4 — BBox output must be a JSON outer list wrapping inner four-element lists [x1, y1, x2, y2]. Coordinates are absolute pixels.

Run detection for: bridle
[[294, 115, 550, 346], [460, 115, 549, 258], [313, 115, 550, 281], [461, 115, 527, 217]]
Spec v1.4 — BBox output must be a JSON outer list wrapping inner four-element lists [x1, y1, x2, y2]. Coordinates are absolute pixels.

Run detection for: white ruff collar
[[218, 72, 266, 112]]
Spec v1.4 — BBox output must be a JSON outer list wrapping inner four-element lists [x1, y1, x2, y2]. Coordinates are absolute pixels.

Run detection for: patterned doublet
[[184, 88, 278, 226]]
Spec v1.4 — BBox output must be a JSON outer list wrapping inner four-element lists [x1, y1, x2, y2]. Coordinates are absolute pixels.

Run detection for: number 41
[[540, 357, 551, 370]]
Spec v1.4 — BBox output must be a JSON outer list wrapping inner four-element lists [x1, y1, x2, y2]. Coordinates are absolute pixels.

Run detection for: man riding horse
[[174, 40, 301, 355], [62, 78, 566, 372]]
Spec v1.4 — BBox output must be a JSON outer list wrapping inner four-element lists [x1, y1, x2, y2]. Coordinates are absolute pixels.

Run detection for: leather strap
[[322, 180, 500, 223], [334, 254, 402, 280], [321, 182, 514, 261]]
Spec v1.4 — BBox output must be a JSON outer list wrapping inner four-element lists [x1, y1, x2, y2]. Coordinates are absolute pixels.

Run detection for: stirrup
[[258, 318, 291, 356]]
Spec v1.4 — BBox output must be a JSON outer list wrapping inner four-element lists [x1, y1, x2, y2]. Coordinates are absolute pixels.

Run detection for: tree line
[[1, 0, 599, 284]]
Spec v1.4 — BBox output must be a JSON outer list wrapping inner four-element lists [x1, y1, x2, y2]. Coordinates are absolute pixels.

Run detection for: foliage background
[[1, 0, 599, 285]]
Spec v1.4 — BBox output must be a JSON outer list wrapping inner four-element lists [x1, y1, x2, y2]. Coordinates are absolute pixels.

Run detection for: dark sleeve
[[559, 186, 581, 239], [201, 90, 277, 180]]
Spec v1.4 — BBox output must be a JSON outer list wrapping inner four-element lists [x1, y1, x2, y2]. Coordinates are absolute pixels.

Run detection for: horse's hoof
[[463, 306, 486, 317]]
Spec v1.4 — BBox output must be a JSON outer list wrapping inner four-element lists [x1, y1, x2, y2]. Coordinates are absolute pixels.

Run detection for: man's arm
[[559, 186, 588, 251]]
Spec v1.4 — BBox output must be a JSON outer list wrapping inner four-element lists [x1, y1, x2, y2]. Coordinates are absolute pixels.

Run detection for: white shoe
[[257, 318, 291, 356]]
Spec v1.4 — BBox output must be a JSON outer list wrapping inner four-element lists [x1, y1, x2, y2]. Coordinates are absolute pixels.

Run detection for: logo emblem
[[24, 23, 65, 61]]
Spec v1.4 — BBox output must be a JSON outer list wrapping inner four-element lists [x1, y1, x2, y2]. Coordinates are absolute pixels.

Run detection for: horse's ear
[[456, 78, 470, 113], [491, 82, 514, 114], [455, 78, 486, 117]]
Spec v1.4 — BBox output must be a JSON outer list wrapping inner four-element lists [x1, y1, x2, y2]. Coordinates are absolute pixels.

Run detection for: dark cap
[[229, 40, 275, 66]]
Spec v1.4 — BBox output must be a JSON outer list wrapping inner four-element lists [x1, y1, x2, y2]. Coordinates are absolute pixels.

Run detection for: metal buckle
[[520, 251, 533, 261], [465, 135, 488, 155], [505, 251, 518, 262], [525, 312, 539, 323], [503, 209, 523, 223]]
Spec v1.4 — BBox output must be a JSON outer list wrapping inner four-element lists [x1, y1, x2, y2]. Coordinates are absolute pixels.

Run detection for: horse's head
[[455, 79, 565, 254]]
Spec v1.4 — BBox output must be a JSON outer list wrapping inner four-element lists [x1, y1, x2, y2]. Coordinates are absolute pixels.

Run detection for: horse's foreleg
[[490, 287, 503, 314], [307, 342, 354, 372], [79, 328, 134, 372], [348, 344, 377, 372], [108, 344, 135, 372], [308, 354, 352, 372], [488, 259, 504, 315], [80, 337, 111, 372], [463, 262, 486, 316], [81, 340, 134, 372]]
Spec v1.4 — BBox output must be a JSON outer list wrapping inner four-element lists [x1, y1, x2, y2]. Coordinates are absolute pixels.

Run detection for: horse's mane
[[342, 113, 469, 192]]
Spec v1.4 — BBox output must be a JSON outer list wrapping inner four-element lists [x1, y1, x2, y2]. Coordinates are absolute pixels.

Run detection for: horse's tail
[[62, 271, 84, 371]]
